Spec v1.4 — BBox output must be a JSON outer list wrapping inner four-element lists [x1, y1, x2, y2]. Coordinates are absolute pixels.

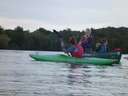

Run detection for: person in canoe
[[65, 36, 84, 58], [81, 28, 93, 53], [96, 39, 109, 53], [53, 30, 84, 58]]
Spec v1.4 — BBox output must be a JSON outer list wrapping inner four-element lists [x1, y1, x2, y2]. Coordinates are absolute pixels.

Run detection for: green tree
[[0, 34, 10, 49]]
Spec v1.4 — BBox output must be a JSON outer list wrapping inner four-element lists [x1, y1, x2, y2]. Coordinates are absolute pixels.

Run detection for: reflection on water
[[0, 50, 128, 96]]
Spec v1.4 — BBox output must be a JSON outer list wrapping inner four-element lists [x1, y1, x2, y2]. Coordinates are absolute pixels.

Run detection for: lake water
[[0, 50, 128, 96]]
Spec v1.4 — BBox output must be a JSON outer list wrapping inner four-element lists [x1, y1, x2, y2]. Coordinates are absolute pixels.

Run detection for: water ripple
[[0, 50, 128, 96]]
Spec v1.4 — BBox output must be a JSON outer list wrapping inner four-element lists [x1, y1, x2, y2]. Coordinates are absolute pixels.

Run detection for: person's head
[[83, 35, 87, 39], [68, 36, 77, 45], [100, 38, 108, 44], [100, 39, 104, 43]]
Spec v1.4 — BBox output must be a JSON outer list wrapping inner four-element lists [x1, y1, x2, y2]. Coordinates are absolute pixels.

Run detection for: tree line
[[0, 25, 128, 52]]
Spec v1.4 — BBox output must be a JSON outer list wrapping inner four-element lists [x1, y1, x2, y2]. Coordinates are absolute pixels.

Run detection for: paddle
[[53, 30, 70, 56]]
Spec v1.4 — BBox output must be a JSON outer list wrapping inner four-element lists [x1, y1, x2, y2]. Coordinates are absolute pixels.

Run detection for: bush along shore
[[0, 26, 128, 53]]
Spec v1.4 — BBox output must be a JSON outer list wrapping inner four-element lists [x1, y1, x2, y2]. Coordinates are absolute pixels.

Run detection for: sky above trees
[[0, 0, 128, 31]]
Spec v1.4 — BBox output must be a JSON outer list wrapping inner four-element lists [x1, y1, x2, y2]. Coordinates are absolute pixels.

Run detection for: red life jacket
[[71, 44, 84, 58]]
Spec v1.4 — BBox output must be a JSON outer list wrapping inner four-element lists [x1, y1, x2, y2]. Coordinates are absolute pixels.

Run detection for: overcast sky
[[0, 0, 128, 31]]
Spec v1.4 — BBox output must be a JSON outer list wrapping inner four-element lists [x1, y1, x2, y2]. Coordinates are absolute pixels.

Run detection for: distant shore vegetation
[[0, 25, 128, 52]]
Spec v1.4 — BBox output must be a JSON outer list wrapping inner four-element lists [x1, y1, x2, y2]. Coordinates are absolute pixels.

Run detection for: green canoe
[[30, 54, 119, 65], [83, 52, 121, 59]]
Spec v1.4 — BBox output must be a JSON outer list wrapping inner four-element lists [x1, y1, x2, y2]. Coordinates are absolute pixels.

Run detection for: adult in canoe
[[53, 30, 84, 58], [96, 39, 109, 53], [81, 28, 93, 53], [65, 36, 84, 58]]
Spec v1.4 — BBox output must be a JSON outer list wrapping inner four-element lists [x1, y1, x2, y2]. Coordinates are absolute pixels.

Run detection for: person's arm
[[66, 46, 76, 53]]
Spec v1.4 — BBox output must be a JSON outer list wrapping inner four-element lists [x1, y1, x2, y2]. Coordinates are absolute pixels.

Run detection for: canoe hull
[[30, 54, 119, 65], [83, 52, 121, 60]]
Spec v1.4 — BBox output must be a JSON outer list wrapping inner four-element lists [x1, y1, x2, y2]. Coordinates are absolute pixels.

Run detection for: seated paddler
[[65, 36, 84, 58]]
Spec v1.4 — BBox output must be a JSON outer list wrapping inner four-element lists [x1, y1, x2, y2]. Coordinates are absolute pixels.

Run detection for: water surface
[[0, 50, 128, 96]]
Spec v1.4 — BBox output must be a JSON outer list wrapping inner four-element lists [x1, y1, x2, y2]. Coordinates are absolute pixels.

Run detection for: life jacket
[[82, 37, 92, 48], [71, 44, 84, 58]]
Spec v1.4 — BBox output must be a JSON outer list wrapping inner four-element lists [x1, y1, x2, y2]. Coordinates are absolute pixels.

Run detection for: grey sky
[[0, 0, 127, 31]]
